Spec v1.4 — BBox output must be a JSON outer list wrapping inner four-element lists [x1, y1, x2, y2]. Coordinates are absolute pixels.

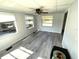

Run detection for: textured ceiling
[[0, 0, 75, 13]]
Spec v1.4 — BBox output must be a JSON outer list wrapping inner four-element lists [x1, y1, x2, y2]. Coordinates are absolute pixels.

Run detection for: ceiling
[[0, 0, 75, 13]]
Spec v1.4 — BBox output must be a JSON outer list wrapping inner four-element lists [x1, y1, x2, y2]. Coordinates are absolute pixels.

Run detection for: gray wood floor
[[21, 31, 62, 59]]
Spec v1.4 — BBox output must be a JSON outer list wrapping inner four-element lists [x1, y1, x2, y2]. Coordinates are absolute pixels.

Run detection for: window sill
[[0, 32, 17, 39], [26, 26, 34, 29]]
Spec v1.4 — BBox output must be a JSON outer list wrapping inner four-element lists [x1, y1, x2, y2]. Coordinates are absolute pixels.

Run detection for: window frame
[[41, 15, 53, 27], [25, 15, 34, 29], [0, 12, 17, 35]]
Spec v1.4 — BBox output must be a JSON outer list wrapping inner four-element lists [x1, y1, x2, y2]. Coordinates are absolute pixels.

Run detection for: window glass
[[42, 16, 53, 27], [0, 12, 16, 35], [25, 15, 34, 29]]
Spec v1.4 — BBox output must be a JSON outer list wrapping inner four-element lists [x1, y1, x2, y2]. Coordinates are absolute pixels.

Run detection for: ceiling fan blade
[[40, 6, 44, 9], [42, 12, 48, 13]]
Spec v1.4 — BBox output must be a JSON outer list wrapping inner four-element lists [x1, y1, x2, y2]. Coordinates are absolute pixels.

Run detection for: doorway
[[61, 11, 68, 36]]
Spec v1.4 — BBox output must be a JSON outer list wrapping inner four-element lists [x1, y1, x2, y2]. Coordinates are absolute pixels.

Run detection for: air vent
[[6, 46, 12, 51]]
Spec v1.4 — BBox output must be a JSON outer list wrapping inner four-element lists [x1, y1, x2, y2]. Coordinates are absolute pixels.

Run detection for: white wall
[[62, 0, 78, 59], [0, 12, 37, 52], [36, 13, 64, 33]]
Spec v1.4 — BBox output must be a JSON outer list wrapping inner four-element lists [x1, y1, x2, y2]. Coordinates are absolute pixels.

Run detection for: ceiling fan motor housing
[[36, 9, 42, 14]]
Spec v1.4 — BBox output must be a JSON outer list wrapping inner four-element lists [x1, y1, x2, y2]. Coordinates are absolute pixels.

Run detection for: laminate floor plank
[[21, 31, 62, 59]]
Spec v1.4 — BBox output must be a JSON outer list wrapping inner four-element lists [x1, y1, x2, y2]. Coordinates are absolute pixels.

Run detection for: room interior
[[0, 0, 78, 59]]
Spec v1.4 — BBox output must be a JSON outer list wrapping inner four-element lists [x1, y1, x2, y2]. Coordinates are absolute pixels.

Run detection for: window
[[25, 15, 34, 29], [0, 12, 16, 35], [42, 16, 53, 27]]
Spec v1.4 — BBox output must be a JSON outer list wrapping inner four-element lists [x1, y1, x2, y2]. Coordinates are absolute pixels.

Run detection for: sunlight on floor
[[10, 49, 30, 59], [19, 47, 33, 54], [37, 57, 43, 59], [1, 46, 34, 59], [1, 54, 15, 59]]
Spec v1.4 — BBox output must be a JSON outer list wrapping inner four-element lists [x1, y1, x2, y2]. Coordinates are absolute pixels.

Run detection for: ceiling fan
[[28, 6, 49, 15]]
